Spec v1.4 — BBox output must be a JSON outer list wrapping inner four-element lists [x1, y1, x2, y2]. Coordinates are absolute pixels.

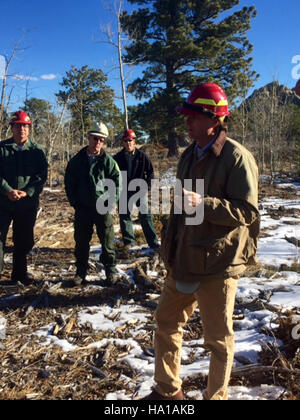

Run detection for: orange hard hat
[[176, 83, 230, 118], [10, 111, 31, 125], [122, 129, 136, 140]]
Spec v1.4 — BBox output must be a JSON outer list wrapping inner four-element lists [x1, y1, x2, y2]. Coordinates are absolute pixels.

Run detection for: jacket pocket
[[186, 237, 234, 275], [205, 238, 231, 272], [185, 244, 206, 274]]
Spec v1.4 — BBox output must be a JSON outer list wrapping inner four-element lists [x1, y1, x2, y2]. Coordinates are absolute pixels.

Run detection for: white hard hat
[[88, 122, 109, 138]]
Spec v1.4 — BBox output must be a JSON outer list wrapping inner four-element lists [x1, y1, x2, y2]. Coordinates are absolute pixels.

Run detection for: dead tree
[[45, 100, 69, 187], [100, 0, 136, 130], [0, 36, 26, 136]]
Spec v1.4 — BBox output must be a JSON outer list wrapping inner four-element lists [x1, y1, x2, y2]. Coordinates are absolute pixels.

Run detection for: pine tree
[[121, 0, 258, 155], [56, 65, 122, 145], [23, 98, 52, 141]]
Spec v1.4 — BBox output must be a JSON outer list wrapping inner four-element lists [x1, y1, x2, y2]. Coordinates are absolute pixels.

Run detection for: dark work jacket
[[113, 148, 154, 191], [0, 138, 48, 211], [65, 147, 121, 209]]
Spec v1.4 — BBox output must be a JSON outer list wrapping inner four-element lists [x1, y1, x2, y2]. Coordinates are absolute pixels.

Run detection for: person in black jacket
[[114, 129, 159, 251]]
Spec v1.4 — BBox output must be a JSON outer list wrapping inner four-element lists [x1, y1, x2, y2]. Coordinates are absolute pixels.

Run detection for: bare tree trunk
[[167, 130, 179, 157], [166, 64, 179, 157], [46, 101, 69, 186], [117, 1, 128, 129], [0, 55, 14, 135], [0, 34, 27, 136], [101, 0, 130, 129], [268, 81, 277, 177]]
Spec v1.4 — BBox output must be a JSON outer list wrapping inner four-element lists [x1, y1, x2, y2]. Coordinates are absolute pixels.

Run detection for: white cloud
[[40, 74, 57, 80], [12, 74, 39, 81], [9, 73, 58, 82]]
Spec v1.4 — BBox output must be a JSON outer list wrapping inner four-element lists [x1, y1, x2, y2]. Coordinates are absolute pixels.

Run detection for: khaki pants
[[154, 275, 238, 400]]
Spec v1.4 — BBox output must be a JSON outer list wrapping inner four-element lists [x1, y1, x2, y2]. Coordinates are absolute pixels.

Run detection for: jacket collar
[[210, 129, 227, 157], [5, 137, 32, 150], [182, 129, 227, 161], [81, 146, 106, 159], [121, 147, 138, 156]]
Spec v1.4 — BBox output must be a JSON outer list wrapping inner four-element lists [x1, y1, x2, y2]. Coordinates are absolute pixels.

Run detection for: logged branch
[[232, 364, 300, 377], [62, 357, 107, 379]]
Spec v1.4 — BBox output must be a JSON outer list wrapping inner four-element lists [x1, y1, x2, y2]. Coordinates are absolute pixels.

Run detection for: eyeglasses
[[91, 136, 105, 143], [123, 139, 134, 143], [12, 124, 30, 129]]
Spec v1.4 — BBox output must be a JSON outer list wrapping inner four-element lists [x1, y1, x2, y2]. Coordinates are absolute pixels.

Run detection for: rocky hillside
[[243, 81, 300, 110]]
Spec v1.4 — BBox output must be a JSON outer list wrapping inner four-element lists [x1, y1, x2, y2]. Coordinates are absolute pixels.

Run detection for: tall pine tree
[[56, 65, 122, 145], [121, 0, 258, 155]]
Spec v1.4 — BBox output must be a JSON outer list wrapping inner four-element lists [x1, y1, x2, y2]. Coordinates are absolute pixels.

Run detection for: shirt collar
[[11, 138, 31, 150], [194, 129, 227, 159], [125, 148, 136, 156]]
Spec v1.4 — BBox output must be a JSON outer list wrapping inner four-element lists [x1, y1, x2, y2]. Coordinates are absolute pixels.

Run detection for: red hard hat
[[295, 80, 300, 97], [10, 111, 31, 125], [176, 83, 230, 117], [122, 129, 136, 140]]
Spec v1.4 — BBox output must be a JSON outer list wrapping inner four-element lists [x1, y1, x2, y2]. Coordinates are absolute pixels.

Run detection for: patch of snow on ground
[[258, 196, 300, 267], [228, 385, 286, 400]]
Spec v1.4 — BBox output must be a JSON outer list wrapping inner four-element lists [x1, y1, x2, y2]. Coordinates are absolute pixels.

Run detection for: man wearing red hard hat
[[114, 128, 159, 254], [0, 111, 48, 285], [142, 83, 260, 401]]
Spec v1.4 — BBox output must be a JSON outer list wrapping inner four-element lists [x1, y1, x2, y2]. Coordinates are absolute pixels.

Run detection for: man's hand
[[17, 191, 27, 199], [7, 190, 27, 201], [174, 188, 203, 214], [183, 188, 202, 208], [7, 190, 20, 201]]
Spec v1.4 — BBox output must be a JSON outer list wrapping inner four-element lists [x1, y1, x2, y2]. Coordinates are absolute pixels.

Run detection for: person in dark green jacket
[[65, 122, 121, 287], [0, 111, 48, 285]]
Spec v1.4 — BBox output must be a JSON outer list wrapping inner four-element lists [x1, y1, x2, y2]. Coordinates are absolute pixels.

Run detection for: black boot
[[12, 254, 31, 285]]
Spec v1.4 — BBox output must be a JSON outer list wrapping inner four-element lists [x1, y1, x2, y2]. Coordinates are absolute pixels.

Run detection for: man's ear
[[212, 118, 221, 134], [214, 117, 221, 127]]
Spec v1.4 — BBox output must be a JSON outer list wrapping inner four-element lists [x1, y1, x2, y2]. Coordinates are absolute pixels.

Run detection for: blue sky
[[0, 0, 299, 111]]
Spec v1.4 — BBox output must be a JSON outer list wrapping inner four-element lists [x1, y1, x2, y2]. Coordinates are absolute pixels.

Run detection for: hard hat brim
[[122, 136, 136, 141], [176, 105, 197, 116], [10, 121, 31, 125], [176, 103, 216, 119], [176, 102, 230, 118], [88, 131, 108, 138]]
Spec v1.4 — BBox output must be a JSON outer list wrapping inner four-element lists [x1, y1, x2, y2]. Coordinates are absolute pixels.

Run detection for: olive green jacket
[[65, 147, 121, 209], [161, 131, 260, 285], [0, 138, 48, 211]]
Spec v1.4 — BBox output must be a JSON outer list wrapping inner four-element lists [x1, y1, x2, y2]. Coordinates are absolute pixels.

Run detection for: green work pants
[[119, 193, 158, 247], [74, 206, 116, 278]]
